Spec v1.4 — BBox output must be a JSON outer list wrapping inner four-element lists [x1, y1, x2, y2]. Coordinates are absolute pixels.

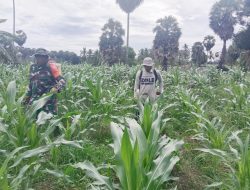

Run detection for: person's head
[[142, 57, 154, 72], [34, 48, 49, 64]]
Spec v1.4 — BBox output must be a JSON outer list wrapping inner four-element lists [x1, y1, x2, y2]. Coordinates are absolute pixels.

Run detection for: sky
[[0, 0, 225, 55]]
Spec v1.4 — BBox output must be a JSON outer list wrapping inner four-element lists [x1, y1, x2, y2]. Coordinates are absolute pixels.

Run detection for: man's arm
[[134, 71, 140, 98], [23, 66, 33, 105], [53, 76, 66, 93], [157, 71, 164, 94]]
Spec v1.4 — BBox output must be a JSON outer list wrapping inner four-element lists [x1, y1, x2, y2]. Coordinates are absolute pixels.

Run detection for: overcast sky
[[0, 0, 225, 55]]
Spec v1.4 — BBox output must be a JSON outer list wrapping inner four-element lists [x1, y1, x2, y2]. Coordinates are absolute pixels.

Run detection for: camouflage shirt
[[24, 62, 66, 114]]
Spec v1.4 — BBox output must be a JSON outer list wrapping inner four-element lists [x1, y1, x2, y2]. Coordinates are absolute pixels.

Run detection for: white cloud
[[0, 0, 226, 54]]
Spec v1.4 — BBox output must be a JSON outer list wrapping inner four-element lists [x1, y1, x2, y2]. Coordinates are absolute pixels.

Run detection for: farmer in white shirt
[[134, 57, 163, 102]]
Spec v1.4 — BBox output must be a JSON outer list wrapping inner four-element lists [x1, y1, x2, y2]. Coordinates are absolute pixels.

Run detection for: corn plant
[[0, 147, 26, 190], [0, 79, 84, 189], [222, 83, 250, 128], [163, 87, 206, 131], [228, 67, 247, 83], [0, 81, 55, 148], [59, 114, 82, 140], [73, 102, 183, 189], [192, 113, 232, 150], [138, 100, 158, 138], [197, 131, 250, 190], [224, 84, 249, 111]]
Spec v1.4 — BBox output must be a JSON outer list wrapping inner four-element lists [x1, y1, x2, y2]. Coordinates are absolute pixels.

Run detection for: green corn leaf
[[121, 128, 133, 189], [204, 182, 223, 189], [73, 161, 114, 190], [125, 118, 147, 161], [36, 111, 53, 126], [10, 164, 32, 189], [0, 147, 27, 190], [110, 122, 123, 155], [11, 145, 52, 168], [53, 138, 83, 149], [26, 95, 52, 119], [146, 140, 184, 189], [7, 80, 16, 103]]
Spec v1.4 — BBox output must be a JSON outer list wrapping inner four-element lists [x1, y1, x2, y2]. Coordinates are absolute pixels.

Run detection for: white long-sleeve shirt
[[134, 68, 163, 101]]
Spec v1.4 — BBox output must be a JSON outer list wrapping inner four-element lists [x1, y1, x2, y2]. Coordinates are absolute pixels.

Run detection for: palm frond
[[116, 0, 144, 13]]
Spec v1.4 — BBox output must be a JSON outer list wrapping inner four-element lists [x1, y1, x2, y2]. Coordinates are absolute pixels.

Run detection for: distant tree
[[18, 47, 81, 64], [227, 43, 241, 65], [238, 0, 250, 25], [234, 0, 250, 69], [153, 16, 182, 70], [234, 25, 250, 50], [69, 52, 81, 64], [138, 48, 145, 62], [48, 50, 78, 64], [116, 0, 144, 63], [99, 18, 125, 65], [121, 46, 136, 65], [209, 0, 238, 69], [13, 0, 15, 36], [0, 27, 27, 64], [177, 50, 187, 65], [203, 35, 216, 61], [234, 26, 250, 71], [137, 48, 153, 62], [92, 50, 102, 65], [80, 47, 87, 62], [239, 51, 250, 71], [87, 49, 93, 61], [243, 0, 250, 16], [183, 44, 191, 63], [192, 42, 207, 66], [178, 45, 190, 65], [84, 49, 102, 65]]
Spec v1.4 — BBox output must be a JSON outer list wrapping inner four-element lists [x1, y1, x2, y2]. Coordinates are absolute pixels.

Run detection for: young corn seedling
[[192, 113, 232, 150], [197, 131, 250, 190]]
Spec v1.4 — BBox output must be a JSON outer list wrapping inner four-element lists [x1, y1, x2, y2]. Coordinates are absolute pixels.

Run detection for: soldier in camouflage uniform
[[23, 48, 66, 114]]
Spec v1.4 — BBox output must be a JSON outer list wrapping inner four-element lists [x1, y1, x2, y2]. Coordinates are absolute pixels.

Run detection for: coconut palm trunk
[[116, 0, 144, 65], [163, 56, 168, 70], [219, 40, 227, 69], [12, 0, 16, 64], [13, 0, 15, 36], [126, 13, 130, 64], [163, 49, 168, 70]]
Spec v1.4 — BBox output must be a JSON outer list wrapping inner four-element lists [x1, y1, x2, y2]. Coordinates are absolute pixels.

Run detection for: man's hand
[[22, 96, 30, 106], [134, 89, 140, 99], [156, 91, 161, 95], [50, 87, 58, 93]]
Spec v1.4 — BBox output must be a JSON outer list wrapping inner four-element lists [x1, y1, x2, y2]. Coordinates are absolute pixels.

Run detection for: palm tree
[[192, 42, 207, 67], [12, 0, 16, 59], [153, 16, 181, 70], [203, 35, 216, 61], [13, 0, 15, 35], [116, 0, 144, 63], [209, 0, 238, 69]]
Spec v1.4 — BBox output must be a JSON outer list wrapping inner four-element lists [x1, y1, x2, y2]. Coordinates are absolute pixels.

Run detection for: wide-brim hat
[[34, 48, 49, 57], [142, 57, 154, 66]]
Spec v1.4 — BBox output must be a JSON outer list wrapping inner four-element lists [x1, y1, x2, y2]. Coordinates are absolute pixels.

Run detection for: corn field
[[0, 63, 250, 190]]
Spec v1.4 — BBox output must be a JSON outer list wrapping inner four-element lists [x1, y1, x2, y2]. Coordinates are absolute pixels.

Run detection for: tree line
[[0, 0, 249, 70]]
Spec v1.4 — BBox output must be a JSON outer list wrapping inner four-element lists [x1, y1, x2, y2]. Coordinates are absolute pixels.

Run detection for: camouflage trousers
[[35, 95, 58, 118]]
